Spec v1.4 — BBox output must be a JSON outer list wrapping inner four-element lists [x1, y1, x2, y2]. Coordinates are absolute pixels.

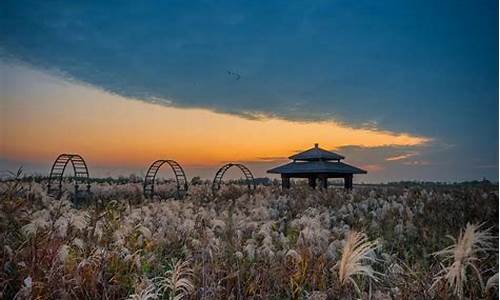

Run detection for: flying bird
[[226, 70, 241, 80]]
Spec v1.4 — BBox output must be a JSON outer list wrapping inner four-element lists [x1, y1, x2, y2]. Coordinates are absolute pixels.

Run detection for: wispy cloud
[[402, 160, 431, 166], [474, 164, 498, 169], [256, 157, 288, 162], [361, 164, 385, 172], [385, 152, 419, 161]]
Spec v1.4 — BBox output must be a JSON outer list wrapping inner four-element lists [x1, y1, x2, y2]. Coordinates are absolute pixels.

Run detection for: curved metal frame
[[143, 160, 188, 199], [212, 163, 256, 193], [47, 153, 90, 198]]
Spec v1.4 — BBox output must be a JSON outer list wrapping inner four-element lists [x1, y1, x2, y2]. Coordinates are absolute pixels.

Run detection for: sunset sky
[[1, 0, 498, 182]]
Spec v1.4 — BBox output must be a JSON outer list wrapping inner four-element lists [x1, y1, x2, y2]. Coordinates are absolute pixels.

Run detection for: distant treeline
[[377, 178, 496, 187], [1, 173, 496, 187], [0, 173, 275, 186]]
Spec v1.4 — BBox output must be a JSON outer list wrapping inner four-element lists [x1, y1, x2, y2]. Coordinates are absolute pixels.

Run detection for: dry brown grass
[[154, 259, 195, 300], [334, 230, 380, 295], [1, 179, 497, 299], [433, 223, 496, 299], [486, 272, 498, 293]]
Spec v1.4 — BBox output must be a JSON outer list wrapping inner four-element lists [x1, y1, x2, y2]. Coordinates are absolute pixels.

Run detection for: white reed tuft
[[333, 230, 380, 294], [485, 272, 498, 293], [126, 280, 157, 300], [433, 223, 496, 298], [136, 225, 152, 240], [154, 259, 195, 300]]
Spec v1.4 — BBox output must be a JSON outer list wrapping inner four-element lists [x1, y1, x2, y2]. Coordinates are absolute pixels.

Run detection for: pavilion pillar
[[281, 174, 291, 189], [308, 176, 317, 189], [321, 175, 328, 189], [344, 174, 353, 190]]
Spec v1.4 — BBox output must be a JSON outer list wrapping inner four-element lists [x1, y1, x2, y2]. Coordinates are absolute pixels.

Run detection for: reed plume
[[154, 259, 195, 300], [334, 230, 379, 294], [433, 223, 495, 298]]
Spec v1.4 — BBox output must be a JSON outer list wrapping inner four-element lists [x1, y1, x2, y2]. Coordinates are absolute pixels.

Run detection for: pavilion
[[267, 143, 367, 189]]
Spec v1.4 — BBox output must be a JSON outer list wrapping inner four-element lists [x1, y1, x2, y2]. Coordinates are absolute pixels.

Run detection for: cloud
[[361, 164, 385, 172], [1, 62, 431, 173], [473, 164, 498, 169], [256, 157, 289, 162], [402, 160, 431, 166], [0, 0, 496, 143], [385, 152, 418, 161]]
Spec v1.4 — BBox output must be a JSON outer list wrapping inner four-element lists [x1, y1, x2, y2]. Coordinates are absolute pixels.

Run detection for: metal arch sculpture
[[47, 153, 90, 198], [212, 163, 256, 193], [143, 160, 188, 199]]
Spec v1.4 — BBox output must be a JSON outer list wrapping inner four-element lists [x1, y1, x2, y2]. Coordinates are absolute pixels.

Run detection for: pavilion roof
[[267, 160, 367, 175], [289, 143, 345, 161]]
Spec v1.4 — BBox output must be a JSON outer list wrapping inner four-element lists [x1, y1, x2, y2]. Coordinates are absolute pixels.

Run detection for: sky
[[0, 0, 498, 182]]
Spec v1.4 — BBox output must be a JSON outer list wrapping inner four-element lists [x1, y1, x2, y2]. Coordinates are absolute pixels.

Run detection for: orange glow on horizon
[[1, 65, 431, 168]]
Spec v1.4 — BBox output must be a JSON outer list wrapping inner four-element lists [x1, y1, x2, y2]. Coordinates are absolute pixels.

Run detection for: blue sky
[[0, 0, 498, 181]]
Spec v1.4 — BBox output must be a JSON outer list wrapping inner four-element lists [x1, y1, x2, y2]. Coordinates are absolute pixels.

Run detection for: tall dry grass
[[334, 230, 380, 295], [154, 259, 195, 300], [1, 178, 497, 299], [486, 272, 498, 293], [433, 223, 496, 298]]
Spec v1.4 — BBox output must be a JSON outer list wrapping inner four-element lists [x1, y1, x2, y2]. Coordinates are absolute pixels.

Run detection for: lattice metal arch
[[212, 163, 256, 193], [47, 153, 90, 199], [143, 160, 188, 199]]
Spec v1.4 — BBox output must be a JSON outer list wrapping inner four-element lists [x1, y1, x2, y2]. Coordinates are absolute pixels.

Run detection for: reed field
[[1, 177, 498, 299]]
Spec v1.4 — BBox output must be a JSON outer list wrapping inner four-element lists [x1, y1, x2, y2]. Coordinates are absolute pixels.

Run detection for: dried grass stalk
[[334, 230, 380, 294], [154, 259, 195, 300], [433, 223, 495, 298]]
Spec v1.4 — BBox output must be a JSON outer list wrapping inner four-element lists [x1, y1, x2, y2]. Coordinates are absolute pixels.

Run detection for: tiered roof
[[289, 143, 345, 161], [267, 143, 366, 175]]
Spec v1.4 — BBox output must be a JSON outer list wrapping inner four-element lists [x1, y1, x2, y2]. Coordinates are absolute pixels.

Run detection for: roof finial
[[314, 143, 319, 148]]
